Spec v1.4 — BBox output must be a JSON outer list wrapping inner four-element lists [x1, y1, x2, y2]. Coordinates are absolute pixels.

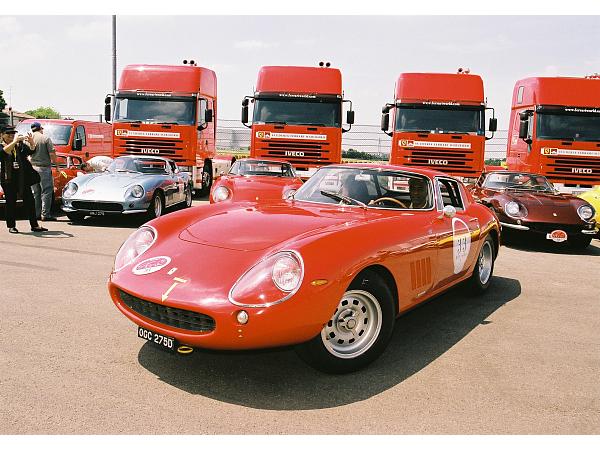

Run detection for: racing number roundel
[[452, 218, 471, 274]]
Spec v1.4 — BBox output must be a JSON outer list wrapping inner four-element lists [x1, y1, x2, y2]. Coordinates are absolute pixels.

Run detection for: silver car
[[62, 155, 192, 222]]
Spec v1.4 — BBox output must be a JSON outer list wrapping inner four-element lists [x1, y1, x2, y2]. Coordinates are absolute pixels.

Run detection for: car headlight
[[578, 204, 595, 221], [212, 186, 231, 202], [63, 182, 78, 199], [504, 201, 528, 218], [114, 226, 156, 272], [229, 251, 304, 307], [129, 185, 144, 198]]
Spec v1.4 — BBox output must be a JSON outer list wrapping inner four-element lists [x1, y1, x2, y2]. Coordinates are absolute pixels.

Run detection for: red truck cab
[[105, 61, 233, 195], [241, 63, 354, 178], [506, 75, 600, 189], [16, 119, 112, 160], [381, 70, 497, 179]]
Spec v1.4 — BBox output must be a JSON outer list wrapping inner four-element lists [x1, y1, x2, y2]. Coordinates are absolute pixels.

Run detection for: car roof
[[323, 163, 454, 179]]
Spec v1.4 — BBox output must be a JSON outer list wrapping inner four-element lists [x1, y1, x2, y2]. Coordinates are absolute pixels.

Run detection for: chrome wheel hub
[[154, 197, 162, 217], [321, 290, 382, 359], [478, 241, 493, 284]]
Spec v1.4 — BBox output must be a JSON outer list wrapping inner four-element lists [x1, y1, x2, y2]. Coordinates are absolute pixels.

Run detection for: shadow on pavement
[[502, 233, 600, 256], [137, 275, 521, 410]]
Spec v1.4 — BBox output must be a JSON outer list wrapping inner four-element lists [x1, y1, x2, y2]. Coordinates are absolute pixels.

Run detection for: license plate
[[90, 210, 105, 216], [137, 326, 176, 353]]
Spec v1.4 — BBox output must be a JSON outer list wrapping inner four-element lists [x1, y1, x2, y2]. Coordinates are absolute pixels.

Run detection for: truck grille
[[72, 201, 123, 212], [119, 290, 216, 332], [403, 148, 479, 177], [255, 139, 332, 169], [115, 138, 186, 163], [545, 156, 600, 184]]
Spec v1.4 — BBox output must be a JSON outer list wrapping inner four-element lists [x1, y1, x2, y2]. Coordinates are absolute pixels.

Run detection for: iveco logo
[[285, 151, 305, 157], [428, 159, 449, 165], [140, 148, 161, 154], [572, 168, 592, 174]]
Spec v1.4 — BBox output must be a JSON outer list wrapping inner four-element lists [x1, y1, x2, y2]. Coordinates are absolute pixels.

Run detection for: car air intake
[[119, 290, 216, 332]]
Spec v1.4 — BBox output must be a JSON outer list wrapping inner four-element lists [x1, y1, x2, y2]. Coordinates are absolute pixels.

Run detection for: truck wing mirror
[[104, 95, 112, 122], [205, 109, 213, 123], [241, 104, 249, 125], [488, 117, 497, 132], [518, 120, 529, 139], [346, 110, 355, 125], [381, 113, 390, 133]]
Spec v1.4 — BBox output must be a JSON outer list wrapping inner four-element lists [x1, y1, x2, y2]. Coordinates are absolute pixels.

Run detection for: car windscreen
[[113, 97, 196, 125], [483, 172, 554, 192], [395, 105, 484, 134], [537, 112, 600, 142], [231, 160, 296, 177], [294, 166, 433, 209], [107, 158, 168, 174], [252, 98, 341, 127], [16, 123, 72, 145]]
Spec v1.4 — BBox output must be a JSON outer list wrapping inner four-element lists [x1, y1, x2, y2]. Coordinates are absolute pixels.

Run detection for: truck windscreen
[[16, 123, 72, 145], [113, 97, 196, 125], [253, 99, 341, 127], [537, 112, 600, 142], [395, 106, 483, 134]]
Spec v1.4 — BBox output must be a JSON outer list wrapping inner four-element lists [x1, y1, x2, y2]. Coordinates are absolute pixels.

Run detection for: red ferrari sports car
[[210, 158, 303, 204], [109, 164, 500, 373], [469, 171, 597, 248]]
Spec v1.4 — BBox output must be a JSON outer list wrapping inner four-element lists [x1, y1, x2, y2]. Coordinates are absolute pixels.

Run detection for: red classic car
[[210, 158, 303, 203], [0, 152, 90, 205], [109, 164, 500, 373], [469, 171, 597, 248]]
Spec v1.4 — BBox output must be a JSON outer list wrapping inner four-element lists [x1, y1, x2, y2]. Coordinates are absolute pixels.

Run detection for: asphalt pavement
[[0, 199, 599, 434]]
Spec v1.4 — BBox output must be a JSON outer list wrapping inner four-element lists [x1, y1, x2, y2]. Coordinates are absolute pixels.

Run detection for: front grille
[[527, 222, 585, 234], [545, 156, 600, 183], [119, 290, 216, 332], [255, 139, 332, 168], [72, 201, 123, 212], [115, 137, 186, 163], [403, 149, 479, 177]]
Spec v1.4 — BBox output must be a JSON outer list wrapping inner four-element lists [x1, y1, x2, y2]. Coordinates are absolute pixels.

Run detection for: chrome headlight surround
[[228, 250, 304, 308], [578, 204, 595, 222], [113, 226, 157, 272], [129, 184, 145, 198], [504, 201, 528, 219], [212, 186, 231, 203], [63, 182, 78, 199]]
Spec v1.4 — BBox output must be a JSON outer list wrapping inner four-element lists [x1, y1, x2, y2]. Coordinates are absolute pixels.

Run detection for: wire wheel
[[478, 240, 493, 285], [321, 290, 383, 359]]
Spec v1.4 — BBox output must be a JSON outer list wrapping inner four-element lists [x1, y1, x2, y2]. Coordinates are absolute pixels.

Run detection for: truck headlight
[[114, 226, 156, 272], [63, 182, 78, 199], [504, 201, 528, 218], [130, 185, 144, 198], [212, 186, 231, 202], [229, 251, 304, 307], [578, 204, 594, 221]]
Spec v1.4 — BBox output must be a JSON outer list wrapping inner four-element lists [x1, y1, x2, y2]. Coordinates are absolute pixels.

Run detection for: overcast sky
[[1, 15, 600, 130]]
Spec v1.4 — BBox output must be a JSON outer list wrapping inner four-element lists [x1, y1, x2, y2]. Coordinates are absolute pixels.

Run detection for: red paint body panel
[[109, 164, 500, 351], [389, 72, 488, 178], [506, 77, 600, 185], [210, 175, 303, 204]]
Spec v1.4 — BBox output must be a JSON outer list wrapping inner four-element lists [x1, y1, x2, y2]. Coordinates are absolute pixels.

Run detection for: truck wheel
[[66, 212, 85, 223], [466, 234, 495, 294], [198, 164, 213, 196], [147, 192, 164, 220], [569, 235, 592, 250], [295, 270, 395, 374]]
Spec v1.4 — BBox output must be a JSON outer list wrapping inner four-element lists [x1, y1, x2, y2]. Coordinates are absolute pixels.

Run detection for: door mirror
[[205, 109, 213, 123], [104, 95, 112, 122], [73, 138, 83, 151], [488, 117, 497, 132], [346, 110, 355, 125], [241, 103, 249, 125], [518, 119, 529, 139], [442, 205, 457, 218], [381, 113, 390, 132]]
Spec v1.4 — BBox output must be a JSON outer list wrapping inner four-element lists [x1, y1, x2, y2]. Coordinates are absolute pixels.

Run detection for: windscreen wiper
[[157, 122, 180, 125], [320, 190, 367, 209], [264, 121, 288, 125]]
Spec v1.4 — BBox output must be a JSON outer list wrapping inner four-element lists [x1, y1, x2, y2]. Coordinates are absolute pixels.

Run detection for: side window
[[198, 98, 207, 126], [517, 86, 524, 104], [437, 178, 465, 210], [169, 161, 177, 173], [76, 126, 87, 147]]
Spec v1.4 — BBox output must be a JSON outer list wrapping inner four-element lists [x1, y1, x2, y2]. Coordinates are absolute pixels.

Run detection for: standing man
[[30, 121, 59, 221], [0, 125, 47, 233]]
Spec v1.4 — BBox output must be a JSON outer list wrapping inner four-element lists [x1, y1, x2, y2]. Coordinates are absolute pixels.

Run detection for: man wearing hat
[[0, 125, 47, 233], [30, 121, 59, 221]]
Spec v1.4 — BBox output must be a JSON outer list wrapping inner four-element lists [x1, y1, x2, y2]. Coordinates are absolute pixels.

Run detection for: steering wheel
[[369, 197, 409, 208]]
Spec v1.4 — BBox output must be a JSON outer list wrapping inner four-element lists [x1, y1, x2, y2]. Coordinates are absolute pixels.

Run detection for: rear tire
[[295, 270, 395, 374], [147, 191, 164, 220], [198, 163, 213, 196], [467, 234, 495, 294], [570, 235, 592, 250]]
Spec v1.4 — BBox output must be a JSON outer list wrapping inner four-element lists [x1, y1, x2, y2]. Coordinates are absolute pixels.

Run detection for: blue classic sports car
[[61, 155, 193, 222]]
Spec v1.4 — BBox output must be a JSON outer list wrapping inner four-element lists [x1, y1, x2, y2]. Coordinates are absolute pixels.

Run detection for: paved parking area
[[0, 200, 599, 434]]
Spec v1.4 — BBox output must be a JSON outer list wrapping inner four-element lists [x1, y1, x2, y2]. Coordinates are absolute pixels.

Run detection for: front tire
[[66, 211, 85, 222], [295, 270, 395, 374], [570, 235, 592, 250], [183, 184, 193, 208], [198, 163, 213, 196], [147, 191, 164, 220], [467, 234, 495, 294]]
